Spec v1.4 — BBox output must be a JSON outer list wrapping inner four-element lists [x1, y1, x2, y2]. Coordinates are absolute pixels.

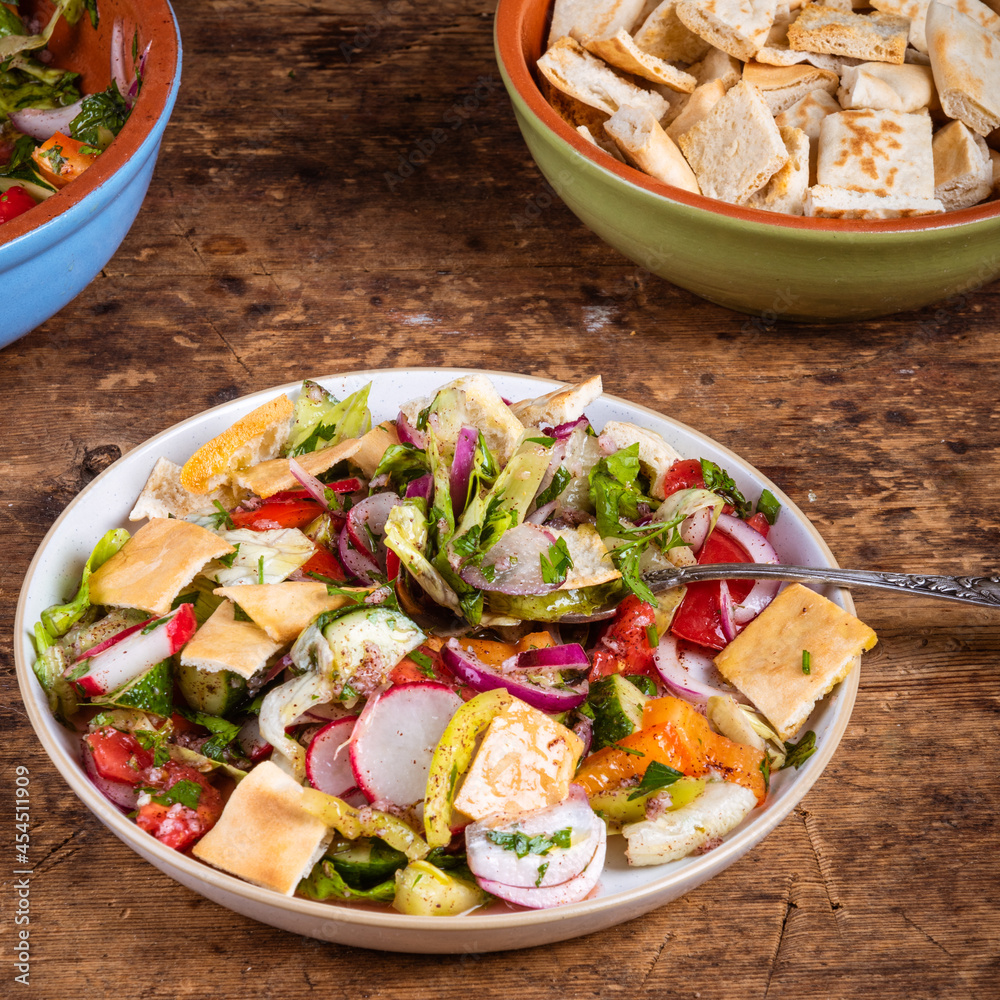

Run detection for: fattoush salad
[[30, 374, 877, 914], [1, 1, 147, 225]]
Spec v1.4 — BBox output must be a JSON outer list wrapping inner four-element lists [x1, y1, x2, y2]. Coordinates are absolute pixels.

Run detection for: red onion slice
[[713, 514, 780, 625], [111, 19, 129, 103], [288, 457, 332, 509], [396, 410, 427, 450], [653, 633, 743, 712], [546, 416, 590, 441], [449, 426, 478, 515], [441, 639, 588, 712], [9, 101, 84, 142], [718, 580, 738, 644], [405, 474, 433, 501], [338, 524, 381, 584], [514, 643, 589, 670]]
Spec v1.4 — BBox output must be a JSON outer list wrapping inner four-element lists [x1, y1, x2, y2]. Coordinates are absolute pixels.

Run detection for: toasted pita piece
[[234, 438, 362, 498], [597, 420, 684, 499], [538, 36, 671, 120], [552, 523, 622, 589], [870, 0, 1000, 54], [213, 582, 369, 643], [933, 119, 994, 209], [743, 61, 839, 113], [666, 78, 728, 141], [714, 584, 876, 740], [89, 518, 235, 616], [745, 125, 810, 212], [577, 121, 628, 159], [351, 422, 399, 479], [192, 761, 333, 895], [548, 0, 651, 47], [181, 600, 283, 679], [787, 6, 909, 63], [180, 394, 294, 495], [509, 375, 604, 429], [541, 74, 613, 134], [805, 183, 945, 216], [816, 109, 936, 198], [129, 457, 230, 522], [837, 62, 938, 112], [756, 6, 861, 68], [678, 79, 790, 203], [926, 2, 1000, 136], [689, 46, 744, 89], [775, 87, 842, 138], [604, 105, 703, 192], [587, 28, 698, 92], [675, 0, 779, 61], [634, 0, 712, 62], [400, 373, 526, 468]]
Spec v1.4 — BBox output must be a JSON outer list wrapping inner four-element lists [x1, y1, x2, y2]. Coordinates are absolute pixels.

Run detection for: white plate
[[14, 367, 859, 953]]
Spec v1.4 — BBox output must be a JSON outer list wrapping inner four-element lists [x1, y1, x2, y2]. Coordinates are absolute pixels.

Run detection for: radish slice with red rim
[[306, 716, 359, 797], [396, 410, 427, 450], [441, 639, 588, 712], [338, 524, 381, 584], [348, 682, 464, 809], [457, 522, 558, 595]]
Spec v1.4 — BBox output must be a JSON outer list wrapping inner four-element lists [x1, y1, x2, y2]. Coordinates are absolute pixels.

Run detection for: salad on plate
[[28, 372, 877, 915]]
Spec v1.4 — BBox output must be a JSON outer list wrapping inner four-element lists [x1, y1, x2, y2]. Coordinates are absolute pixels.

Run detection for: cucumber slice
[[175, 661, 247, 716], [327, 838, 408, 889]]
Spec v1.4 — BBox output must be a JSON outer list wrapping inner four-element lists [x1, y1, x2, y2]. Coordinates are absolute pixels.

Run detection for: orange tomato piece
[[453, 631, 557, 668], [31, 132, 99, 189]]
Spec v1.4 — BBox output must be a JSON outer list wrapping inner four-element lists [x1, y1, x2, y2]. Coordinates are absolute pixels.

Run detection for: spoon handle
[[643, 563, 1000, 609]]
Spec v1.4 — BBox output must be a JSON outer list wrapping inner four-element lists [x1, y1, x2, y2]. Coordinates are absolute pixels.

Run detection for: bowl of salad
[[15, 368, 876, 953], [0, 0, 181, 347]]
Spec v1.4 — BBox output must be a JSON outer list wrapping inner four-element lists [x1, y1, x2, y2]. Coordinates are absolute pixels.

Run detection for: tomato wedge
[[299, 545, 347, 582], [83, 728, 154, 784], [589, 593, 658, 681], [230, 497, 324, 530], [135, 761, 224, 851], [658, 458, 705, 497]]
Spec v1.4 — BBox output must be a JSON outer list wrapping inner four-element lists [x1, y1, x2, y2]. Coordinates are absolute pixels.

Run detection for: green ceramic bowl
[[494, 0, 1000, 321]]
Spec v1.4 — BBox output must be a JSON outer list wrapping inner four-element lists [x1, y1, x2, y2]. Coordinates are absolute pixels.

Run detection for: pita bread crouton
[[805, 184, 945, 216], [713, 583, 877, 740], [89, 518, 236, 616], [633, 0, 713, 62], [586, 29, 699, 92], [742, 60, 840, 113], [597, 420, 684, 498], [689, 46, 744, 89], [775, 87, 842, 139], [577, 122, 628, 159], [192, 761, 333, 895], [351, 422, 400, 478], [550, 523, 622, 589], [756, 6, 861, 69], [675, 0, 779, 62], [677, 79, 790, 202], [537, 36, 671, 120], [509, 375, 604, 428], [745, 125, 811, 212], [665, 78, 728, 141], [129, 457, 229, 522], [932, 119, 994, 209], [604, 105, 703, 192], [548, 0, 652, 47], [869, 0, 1000, 54], [786, 5, 910, 63], [540, 74, 613, 134], [816, 108, 936, 198], [925, 1, 1000, 136], [234, 438, 362, 498], [180, 394, 294, 495], [213, 582, 369, 644], [837, 62, 938, 112], [180, 600, 283, 680]]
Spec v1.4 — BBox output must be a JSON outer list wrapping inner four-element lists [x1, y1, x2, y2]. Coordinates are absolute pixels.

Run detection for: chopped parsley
[[143, 778, 203, 811], [535, 465, 571, 508], [525, 436, 556, 447], [209, 501, 235, 529], [700, 459, 751, 519], [627, 760, 683, 800], [539, 537, 573, 586], [801, 649, 811, 674], [783, 731, 817, 770], [485, 826, 572, 858], [756, 488, 781, 525], [407, 649, 437, 679]]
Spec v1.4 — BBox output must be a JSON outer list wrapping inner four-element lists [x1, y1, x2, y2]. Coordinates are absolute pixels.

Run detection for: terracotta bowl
[[493, 0, 1000, 321], [0, 0, 181, 346]]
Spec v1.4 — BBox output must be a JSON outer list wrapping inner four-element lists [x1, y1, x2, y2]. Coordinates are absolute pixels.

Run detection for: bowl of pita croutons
[[495, 0, 1000, 320]]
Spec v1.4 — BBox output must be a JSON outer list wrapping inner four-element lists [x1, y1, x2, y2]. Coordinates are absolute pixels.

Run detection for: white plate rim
[[14, 367, 859, 950]]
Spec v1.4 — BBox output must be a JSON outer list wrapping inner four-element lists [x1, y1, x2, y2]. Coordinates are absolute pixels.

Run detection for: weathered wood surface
[[1, 1, 998, 997]]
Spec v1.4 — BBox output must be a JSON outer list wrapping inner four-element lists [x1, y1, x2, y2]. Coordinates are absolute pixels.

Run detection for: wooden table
[[2, 1, 998, 996]]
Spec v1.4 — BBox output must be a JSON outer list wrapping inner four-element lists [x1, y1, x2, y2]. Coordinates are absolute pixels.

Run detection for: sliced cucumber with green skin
[[175, 660, 247, 716], [485, 579, 625, 622], [588, 674, 650, 751], [327, 839, 408, 889]]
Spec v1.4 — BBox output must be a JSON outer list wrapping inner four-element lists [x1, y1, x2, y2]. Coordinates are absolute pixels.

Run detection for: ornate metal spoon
[[559, 563, 1000, 624]]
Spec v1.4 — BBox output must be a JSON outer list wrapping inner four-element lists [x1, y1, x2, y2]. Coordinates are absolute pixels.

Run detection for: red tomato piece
[[0, 185, 36, 224], [230, 497, 324, 530], [299, 544, 347, 582], [83, 728, 154, 784], [658, 458, 705, 498], [135, 761, 224, 852], [746, 511, 770, 538], [588, 593, 659, 681]]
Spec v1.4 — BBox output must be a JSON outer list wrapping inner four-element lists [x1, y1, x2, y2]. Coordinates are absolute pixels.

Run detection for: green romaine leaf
[[287, 380, 373, 456], [298, 859, 398, 903], [69, 81, 129, 148]]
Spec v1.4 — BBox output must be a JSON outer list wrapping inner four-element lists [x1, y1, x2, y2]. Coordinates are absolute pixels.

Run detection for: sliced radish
[[465, 786, 605, 890], [345, 493, 403, 559], [457, 522, 558, 594], [349, 682, 464, 809], [68, 604, 196, 698], [236, 716, 272, 763], [305, 716, 359, 797]]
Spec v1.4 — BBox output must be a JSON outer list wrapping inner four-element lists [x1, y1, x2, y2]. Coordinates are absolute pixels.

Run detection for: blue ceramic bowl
[[0, 0, 181, 347]]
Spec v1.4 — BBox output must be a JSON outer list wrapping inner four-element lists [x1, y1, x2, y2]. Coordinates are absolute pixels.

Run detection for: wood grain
[[1, 1, 998, 997]]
